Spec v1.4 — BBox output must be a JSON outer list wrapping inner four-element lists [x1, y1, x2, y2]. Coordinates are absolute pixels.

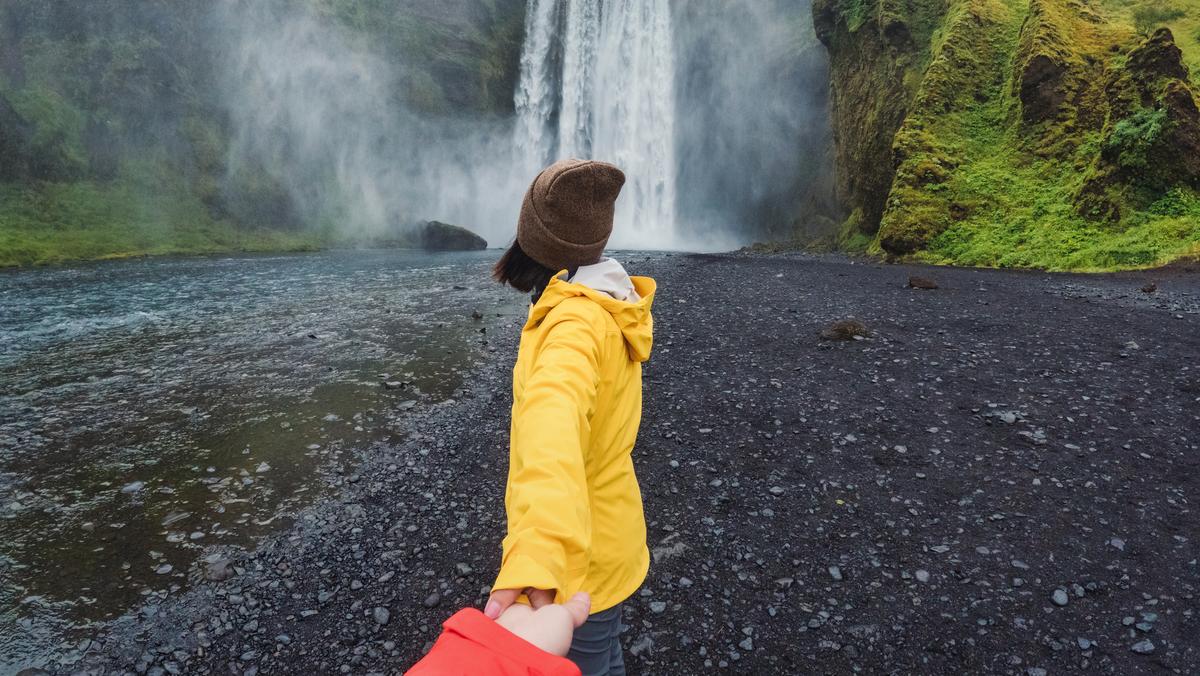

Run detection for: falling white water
[[515, 0, 677, 249], [513, 0, 562, 169]]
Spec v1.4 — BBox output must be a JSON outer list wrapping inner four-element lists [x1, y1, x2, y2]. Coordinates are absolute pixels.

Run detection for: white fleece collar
[[566, 257, 641, 302]]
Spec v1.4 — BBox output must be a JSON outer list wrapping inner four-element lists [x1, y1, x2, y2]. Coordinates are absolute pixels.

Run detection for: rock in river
[[418, 221, 487, 251]]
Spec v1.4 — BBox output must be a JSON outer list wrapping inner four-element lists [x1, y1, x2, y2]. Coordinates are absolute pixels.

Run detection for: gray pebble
[[1131, 639, 1155, 654], [1051, 589, 1069, 606], [121, 481, 145, 494], [629, 635, 653, 657], [373, 607, 390, 625]]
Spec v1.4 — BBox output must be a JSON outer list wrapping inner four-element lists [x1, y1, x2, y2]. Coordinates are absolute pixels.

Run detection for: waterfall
[[514, 0, 677, 249]]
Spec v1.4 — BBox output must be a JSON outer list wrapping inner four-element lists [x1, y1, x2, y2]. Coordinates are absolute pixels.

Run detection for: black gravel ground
[[59, 253, 1199, 675]]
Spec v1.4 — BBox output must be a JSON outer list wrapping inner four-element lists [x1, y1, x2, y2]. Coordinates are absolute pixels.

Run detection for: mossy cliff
[[814, 0, 1200, 269]]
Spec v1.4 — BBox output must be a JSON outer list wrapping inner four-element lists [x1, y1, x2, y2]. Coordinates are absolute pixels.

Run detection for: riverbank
[[46, 252, 1200, 674], [0, 181, 335, 268]]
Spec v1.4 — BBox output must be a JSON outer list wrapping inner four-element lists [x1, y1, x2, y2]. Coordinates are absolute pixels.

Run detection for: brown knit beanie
[[517, 159, 626, 270]]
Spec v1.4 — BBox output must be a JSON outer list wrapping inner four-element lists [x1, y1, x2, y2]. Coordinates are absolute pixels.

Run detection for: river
[[0, 250, 523, 669]]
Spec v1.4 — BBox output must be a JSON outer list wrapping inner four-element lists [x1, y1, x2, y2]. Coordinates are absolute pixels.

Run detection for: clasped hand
[[486, 588, 590, 657]]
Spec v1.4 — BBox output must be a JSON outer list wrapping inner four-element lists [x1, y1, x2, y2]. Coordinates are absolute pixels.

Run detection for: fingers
[[494, 602, 534, 633], [527, 588, 556, 609], [485, 588, 521, 620], [489, 590, 593, 657], [560, 591, 592, 628]]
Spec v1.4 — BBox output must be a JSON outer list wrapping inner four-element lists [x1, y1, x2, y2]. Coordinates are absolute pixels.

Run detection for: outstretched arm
[[488, 302, 602, 617]]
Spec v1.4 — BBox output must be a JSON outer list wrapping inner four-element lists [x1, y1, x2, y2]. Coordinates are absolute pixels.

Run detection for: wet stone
[[205, 559, 236, 582], [1131, 640, 1155, 654]]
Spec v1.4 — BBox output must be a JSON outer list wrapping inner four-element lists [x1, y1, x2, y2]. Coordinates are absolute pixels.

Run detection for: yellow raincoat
[[492, 272, 656, 612]]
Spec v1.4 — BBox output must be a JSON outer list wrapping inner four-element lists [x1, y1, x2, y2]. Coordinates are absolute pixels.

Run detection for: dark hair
[[493, 239, 556, 295]]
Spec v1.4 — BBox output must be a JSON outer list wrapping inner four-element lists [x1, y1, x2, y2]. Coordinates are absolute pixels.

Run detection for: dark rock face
[[1013, 0, 1091, 128], [1127, 28, 1189, 83], [1077, 28, 1200, 217], [674, 0, 838, 243], [1155, 81, 1200, 190], [1019, 53, 1069, 123], [0, 94, 32, 181], [417, 221, 488, 251], [812, 0, 948, 236]]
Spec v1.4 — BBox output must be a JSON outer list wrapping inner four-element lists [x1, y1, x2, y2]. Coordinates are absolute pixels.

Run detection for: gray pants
[[567, 604, 626, 676]]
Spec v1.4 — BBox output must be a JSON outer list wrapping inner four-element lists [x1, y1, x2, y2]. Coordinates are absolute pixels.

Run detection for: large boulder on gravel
[[417, 221, 488, 251]]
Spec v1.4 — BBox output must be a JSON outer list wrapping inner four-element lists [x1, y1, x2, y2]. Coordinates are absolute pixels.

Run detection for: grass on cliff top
[[897, 0, 1200, 271], [1101, 0, 1200, 81], [0, 181, 324, 267]]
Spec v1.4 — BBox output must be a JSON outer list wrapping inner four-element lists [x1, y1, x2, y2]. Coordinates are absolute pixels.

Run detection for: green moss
[[838, 0, 1200, 270], [0, 180, 325, 267], [1104, 107, 1169, 171], [875, 0, 1018, 255], [836, 0, 876, 32], [837, 208, 874, 251], [916, 87, 1200, 270], [3, 84, 88, 179]]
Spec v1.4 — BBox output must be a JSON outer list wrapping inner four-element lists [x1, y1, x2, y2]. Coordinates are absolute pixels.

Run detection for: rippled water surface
[[0, 250, 522, 668]]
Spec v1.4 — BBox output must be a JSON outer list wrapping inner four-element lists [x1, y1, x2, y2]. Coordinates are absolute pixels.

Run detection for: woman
[[483, 158, 656, 675]]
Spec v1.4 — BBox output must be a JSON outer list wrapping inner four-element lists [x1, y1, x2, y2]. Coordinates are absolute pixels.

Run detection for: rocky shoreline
[[51, 253, 1199, 675]]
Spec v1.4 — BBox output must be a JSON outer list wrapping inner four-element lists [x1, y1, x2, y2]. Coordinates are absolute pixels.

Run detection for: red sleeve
[[405, 608, 582, 676]]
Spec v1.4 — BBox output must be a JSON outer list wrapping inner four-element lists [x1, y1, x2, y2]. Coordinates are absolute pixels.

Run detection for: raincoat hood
[[526, 269, 655, 363]]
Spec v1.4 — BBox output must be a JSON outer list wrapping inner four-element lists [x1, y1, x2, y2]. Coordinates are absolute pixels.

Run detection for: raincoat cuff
[[493, 553, 565, 603]]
